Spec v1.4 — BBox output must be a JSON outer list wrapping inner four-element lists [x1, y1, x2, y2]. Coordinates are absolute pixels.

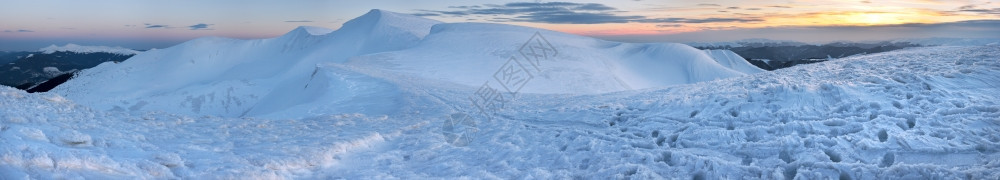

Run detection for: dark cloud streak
[[188, 23, 212, 30], [3, 29, 35, 33], [955, 4, 1000, 15], [145, 24, 168, 29]]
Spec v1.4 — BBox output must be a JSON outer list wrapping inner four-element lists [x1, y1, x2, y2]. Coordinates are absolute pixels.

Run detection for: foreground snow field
[[2, 44, 999, 179]]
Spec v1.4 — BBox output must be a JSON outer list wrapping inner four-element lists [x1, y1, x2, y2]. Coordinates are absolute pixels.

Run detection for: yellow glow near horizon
[[544, 7, 976, 37], [828, 11, 922, 25], [760, 10, 934, 27], [856, 13, 893, 24]]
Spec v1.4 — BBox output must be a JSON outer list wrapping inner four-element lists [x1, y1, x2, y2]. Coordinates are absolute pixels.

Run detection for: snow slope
[[52, 10, 749, 118], [40, 44, 140, 55], [702, 49, 766, 74], [3, 45, 998, 179]]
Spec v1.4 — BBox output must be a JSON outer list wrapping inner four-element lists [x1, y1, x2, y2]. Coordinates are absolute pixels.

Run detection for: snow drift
[[53, 9, 751, 118]]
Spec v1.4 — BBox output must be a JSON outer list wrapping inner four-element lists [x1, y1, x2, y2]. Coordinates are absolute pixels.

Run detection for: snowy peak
[[335, 9, 441, 38], [329, 9, 442, 54], [351, 9, 438, 26], [289, 26, 334, 36], [40, 44, 140, 55], [273, 26, 335, 46]]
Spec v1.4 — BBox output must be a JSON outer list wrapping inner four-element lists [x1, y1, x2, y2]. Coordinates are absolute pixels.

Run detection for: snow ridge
[[40, 44, 140, 55]]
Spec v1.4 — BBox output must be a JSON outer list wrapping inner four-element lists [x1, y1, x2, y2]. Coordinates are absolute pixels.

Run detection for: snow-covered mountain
[[346, 22, 746, 94], [53, 9, 752, 119], [4, 44, 998, 179], [685, 38, 811, 48], [688, 37, 1000, 49], [4, 8, 994, 179], [40, 44, 140, 55]]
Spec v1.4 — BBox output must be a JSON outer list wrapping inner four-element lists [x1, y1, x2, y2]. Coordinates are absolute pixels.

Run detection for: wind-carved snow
[[8, 9, 997, 179], [39, 43, 140, 55]]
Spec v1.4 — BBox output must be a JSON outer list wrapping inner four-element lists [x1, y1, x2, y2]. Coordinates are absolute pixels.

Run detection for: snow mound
[[702, 49, 766, 74], [40, 43, 140, 55], [53, 9, 746, 118]]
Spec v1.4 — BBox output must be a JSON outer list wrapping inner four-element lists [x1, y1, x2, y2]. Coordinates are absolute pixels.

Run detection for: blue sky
[[1, 0, 999, 51]]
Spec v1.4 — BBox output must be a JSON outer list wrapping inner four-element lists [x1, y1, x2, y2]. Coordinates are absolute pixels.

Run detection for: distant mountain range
[[686, 39, 956, 70], [0, 44, 138, 91], [684, 38, 809, 48], [686, 37, 1000, 48]]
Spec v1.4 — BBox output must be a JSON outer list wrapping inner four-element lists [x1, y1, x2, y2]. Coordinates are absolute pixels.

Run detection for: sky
[[1, 0, 999, 51]]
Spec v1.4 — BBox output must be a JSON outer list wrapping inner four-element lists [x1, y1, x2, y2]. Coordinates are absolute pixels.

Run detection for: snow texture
[[2, 9, 998, 179], [39, 44, 140, 55]]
